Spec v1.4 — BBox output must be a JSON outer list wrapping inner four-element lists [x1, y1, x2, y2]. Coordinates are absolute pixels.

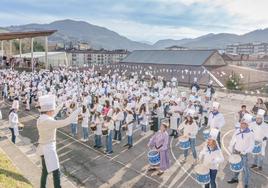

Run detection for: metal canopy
[[0, 30, 57, 40]]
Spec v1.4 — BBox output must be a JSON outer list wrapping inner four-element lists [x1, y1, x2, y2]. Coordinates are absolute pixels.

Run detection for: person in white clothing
[[81, 105, 89, 142], [227, 114, 255, 188], [207, 102, 225, 148], [249, 109, 268, 171], [112, 105, 124, 142], [123, 106, 134, 149], [178, 110, 199, 164], [199, 138, 224, 188], [37, 95, 80, 188], [8, 108, 19, 143]]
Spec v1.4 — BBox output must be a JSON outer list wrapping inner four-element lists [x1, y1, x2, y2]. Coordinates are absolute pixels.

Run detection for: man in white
[[207, 102, 225, 148], [227, 114, 255, 188], [37, 95, 80, 188], [249, 109, 268, 171]]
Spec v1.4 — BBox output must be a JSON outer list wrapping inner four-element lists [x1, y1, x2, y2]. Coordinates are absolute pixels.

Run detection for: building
[[119, 49, 226, 88], [226, 43, 268, 55], [67, 49, 129, 66]]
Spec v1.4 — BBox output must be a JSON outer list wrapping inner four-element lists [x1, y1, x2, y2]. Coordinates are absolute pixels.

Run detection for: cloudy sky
[[1, 0, 268, 42]]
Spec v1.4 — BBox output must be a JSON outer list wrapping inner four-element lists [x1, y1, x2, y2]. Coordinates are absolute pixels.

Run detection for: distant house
[[120, 49, 226, 88]]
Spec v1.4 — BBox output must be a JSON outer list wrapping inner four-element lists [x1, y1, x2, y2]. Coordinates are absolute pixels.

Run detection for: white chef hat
[[209, 80, 213, 85], [241, 113, 253, 124], [257, 109, 265, 118], [181, 92, 187, 98], [186, 109, 195, 117], [212, 102, 220, 110], [39, 95, 56, 112], [194, 77, 197, 82]]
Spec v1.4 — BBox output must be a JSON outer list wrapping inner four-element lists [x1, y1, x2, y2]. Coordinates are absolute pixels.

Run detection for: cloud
[[0, 0, 268, 42]]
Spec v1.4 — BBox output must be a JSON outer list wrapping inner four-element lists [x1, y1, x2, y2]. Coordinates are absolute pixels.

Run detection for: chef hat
[[209, 80, 213, 85], [181, 92, 187, 98], [39, 95, 56, 112], [212, 102, 220, 110], [186, 109, 195, 117], [194, 77, 197, 82], [257, 109, 265, 117], [241, 113, 253, 124], [96, 105, 103, 113], [209, 128, 219, 140], [114, 101, 121, 109]]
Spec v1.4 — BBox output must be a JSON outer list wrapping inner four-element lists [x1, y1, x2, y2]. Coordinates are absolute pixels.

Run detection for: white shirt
[[199, 146, 224, 170], [81, 110, 89, 128], [37, 109, 80, 144], [9, 111, 18, 129], [126, 113, 134, 136], [208, 112, 225, 130], [179, 121, 199, 138], [228, 128, 255, 154]]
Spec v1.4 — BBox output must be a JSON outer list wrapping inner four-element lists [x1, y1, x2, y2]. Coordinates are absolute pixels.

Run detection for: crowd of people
[[0, 67, 268, 188]]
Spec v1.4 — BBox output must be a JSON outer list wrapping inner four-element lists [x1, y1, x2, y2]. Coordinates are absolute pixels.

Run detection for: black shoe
[[169, 134, 174, 136], [123, 144, 129, 147], [258, 166, 263, 171], [227, 179, 238, 184], [128, 145, 133, 149], [244, 185, 248, 188], [251, 164, 257, 169], [93, 145, 97, 148], [97, 146, 102, 149]]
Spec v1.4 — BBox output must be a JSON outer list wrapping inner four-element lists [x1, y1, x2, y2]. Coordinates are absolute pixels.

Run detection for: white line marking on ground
[[169, 137, 199, 187]]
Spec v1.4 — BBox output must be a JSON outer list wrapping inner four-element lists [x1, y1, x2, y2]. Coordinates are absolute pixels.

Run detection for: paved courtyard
[[0, 90, 268, 188]]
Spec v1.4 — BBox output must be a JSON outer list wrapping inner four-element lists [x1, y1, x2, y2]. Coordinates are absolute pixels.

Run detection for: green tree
[[226, 72, 243, 90], [33, 41, 45, 52]]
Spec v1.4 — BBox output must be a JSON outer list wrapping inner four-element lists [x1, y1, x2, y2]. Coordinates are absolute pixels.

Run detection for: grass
[[0, 150, 32, 188]]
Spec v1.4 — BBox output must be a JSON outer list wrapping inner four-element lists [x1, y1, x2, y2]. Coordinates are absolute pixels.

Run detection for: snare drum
[[194, 164, 210, 185], [203, 129, 210, 140], [178, 136, 190, 150], [90, 124, 97, 131], [122, 125, 128, 131], [252, 142, 262, 155], [102, 128, 108, 136], [147, 150, 160, 166], [229, 154, 243, 172]]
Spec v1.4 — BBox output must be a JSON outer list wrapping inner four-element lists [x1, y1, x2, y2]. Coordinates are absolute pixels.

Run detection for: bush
[[226, 72, 243, 90]]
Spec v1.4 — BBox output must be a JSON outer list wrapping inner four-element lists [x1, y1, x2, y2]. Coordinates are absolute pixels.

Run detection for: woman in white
[[112, 105, 124, 142], [103, 116, 114, 155], [81, 105, 90, 142], [139, 104, 149, 136], [8, 108, 19, 143], [93, 111, 103, 148], [178, 110, 199, 164], [199, 138, 224, 188], [123, 106, 135, 149]]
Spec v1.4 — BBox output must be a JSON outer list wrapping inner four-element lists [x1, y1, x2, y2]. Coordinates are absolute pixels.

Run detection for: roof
[[0, 30, 57, 40], [13, 52, 65, 58], [121, 50, 216, 66]]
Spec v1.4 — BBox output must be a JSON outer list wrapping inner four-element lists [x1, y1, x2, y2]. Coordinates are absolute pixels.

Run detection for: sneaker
[[93, 145, 97, 148], [123, 144, 129, 147], [258, 166, 263, 171], [227, 179, 238, 184], [107, 151, 113, 156], [250, 164, 257, 169], [157, 171, 164, 176], [80, 138, 85, 142], [128, 145, 133, 149]]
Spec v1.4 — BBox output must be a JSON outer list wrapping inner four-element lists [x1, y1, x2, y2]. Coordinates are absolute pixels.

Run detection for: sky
[[1, 0, 268, 43]]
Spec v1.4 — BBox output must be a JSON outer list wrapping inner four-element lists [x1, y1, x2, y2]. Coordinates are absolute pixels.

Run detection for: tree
[[226, 72, 243, 90], [33, 41, 45, 52]]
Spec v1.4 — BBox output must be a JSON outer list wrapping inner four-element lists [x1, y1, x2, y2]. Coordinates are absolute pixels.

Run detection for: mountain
[[5, 19, 151, 51], [2, 19, 268, 50], [152, 29, 268, 49]]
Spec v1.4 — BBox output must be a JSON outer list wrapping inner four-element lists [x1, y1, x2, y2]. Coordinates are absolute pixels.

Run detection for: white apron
[[170, 115, 179, 130], [42, 142, 60, 173]]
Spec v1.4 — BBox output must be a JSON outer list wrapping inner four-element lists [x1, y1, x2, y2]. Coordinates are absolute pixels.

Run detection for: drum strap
[[155, 144, 163, 150]]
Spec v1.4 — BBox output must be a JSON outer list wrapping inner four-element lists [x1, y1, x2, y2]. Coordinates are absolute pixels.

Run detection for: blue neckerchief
[[236, 127, 251, 139], [212, 111, 219, 118], [207, 146, 218, 154]]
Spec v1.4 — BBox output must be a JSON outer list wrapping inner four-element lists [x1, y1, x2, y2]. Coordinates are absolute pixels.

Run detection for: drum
[[252, 142, 262, 155], [194, 164, 210, 185], [78, 115, 83, 124], [102, 128, 108, 136], [90, 124, 97, 131], [147, 150, 160, 166], [194, 116, 199, 120], [203, 129, 210, 140], [178, 136, 190, 150], [229, 154, 243, 172]]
